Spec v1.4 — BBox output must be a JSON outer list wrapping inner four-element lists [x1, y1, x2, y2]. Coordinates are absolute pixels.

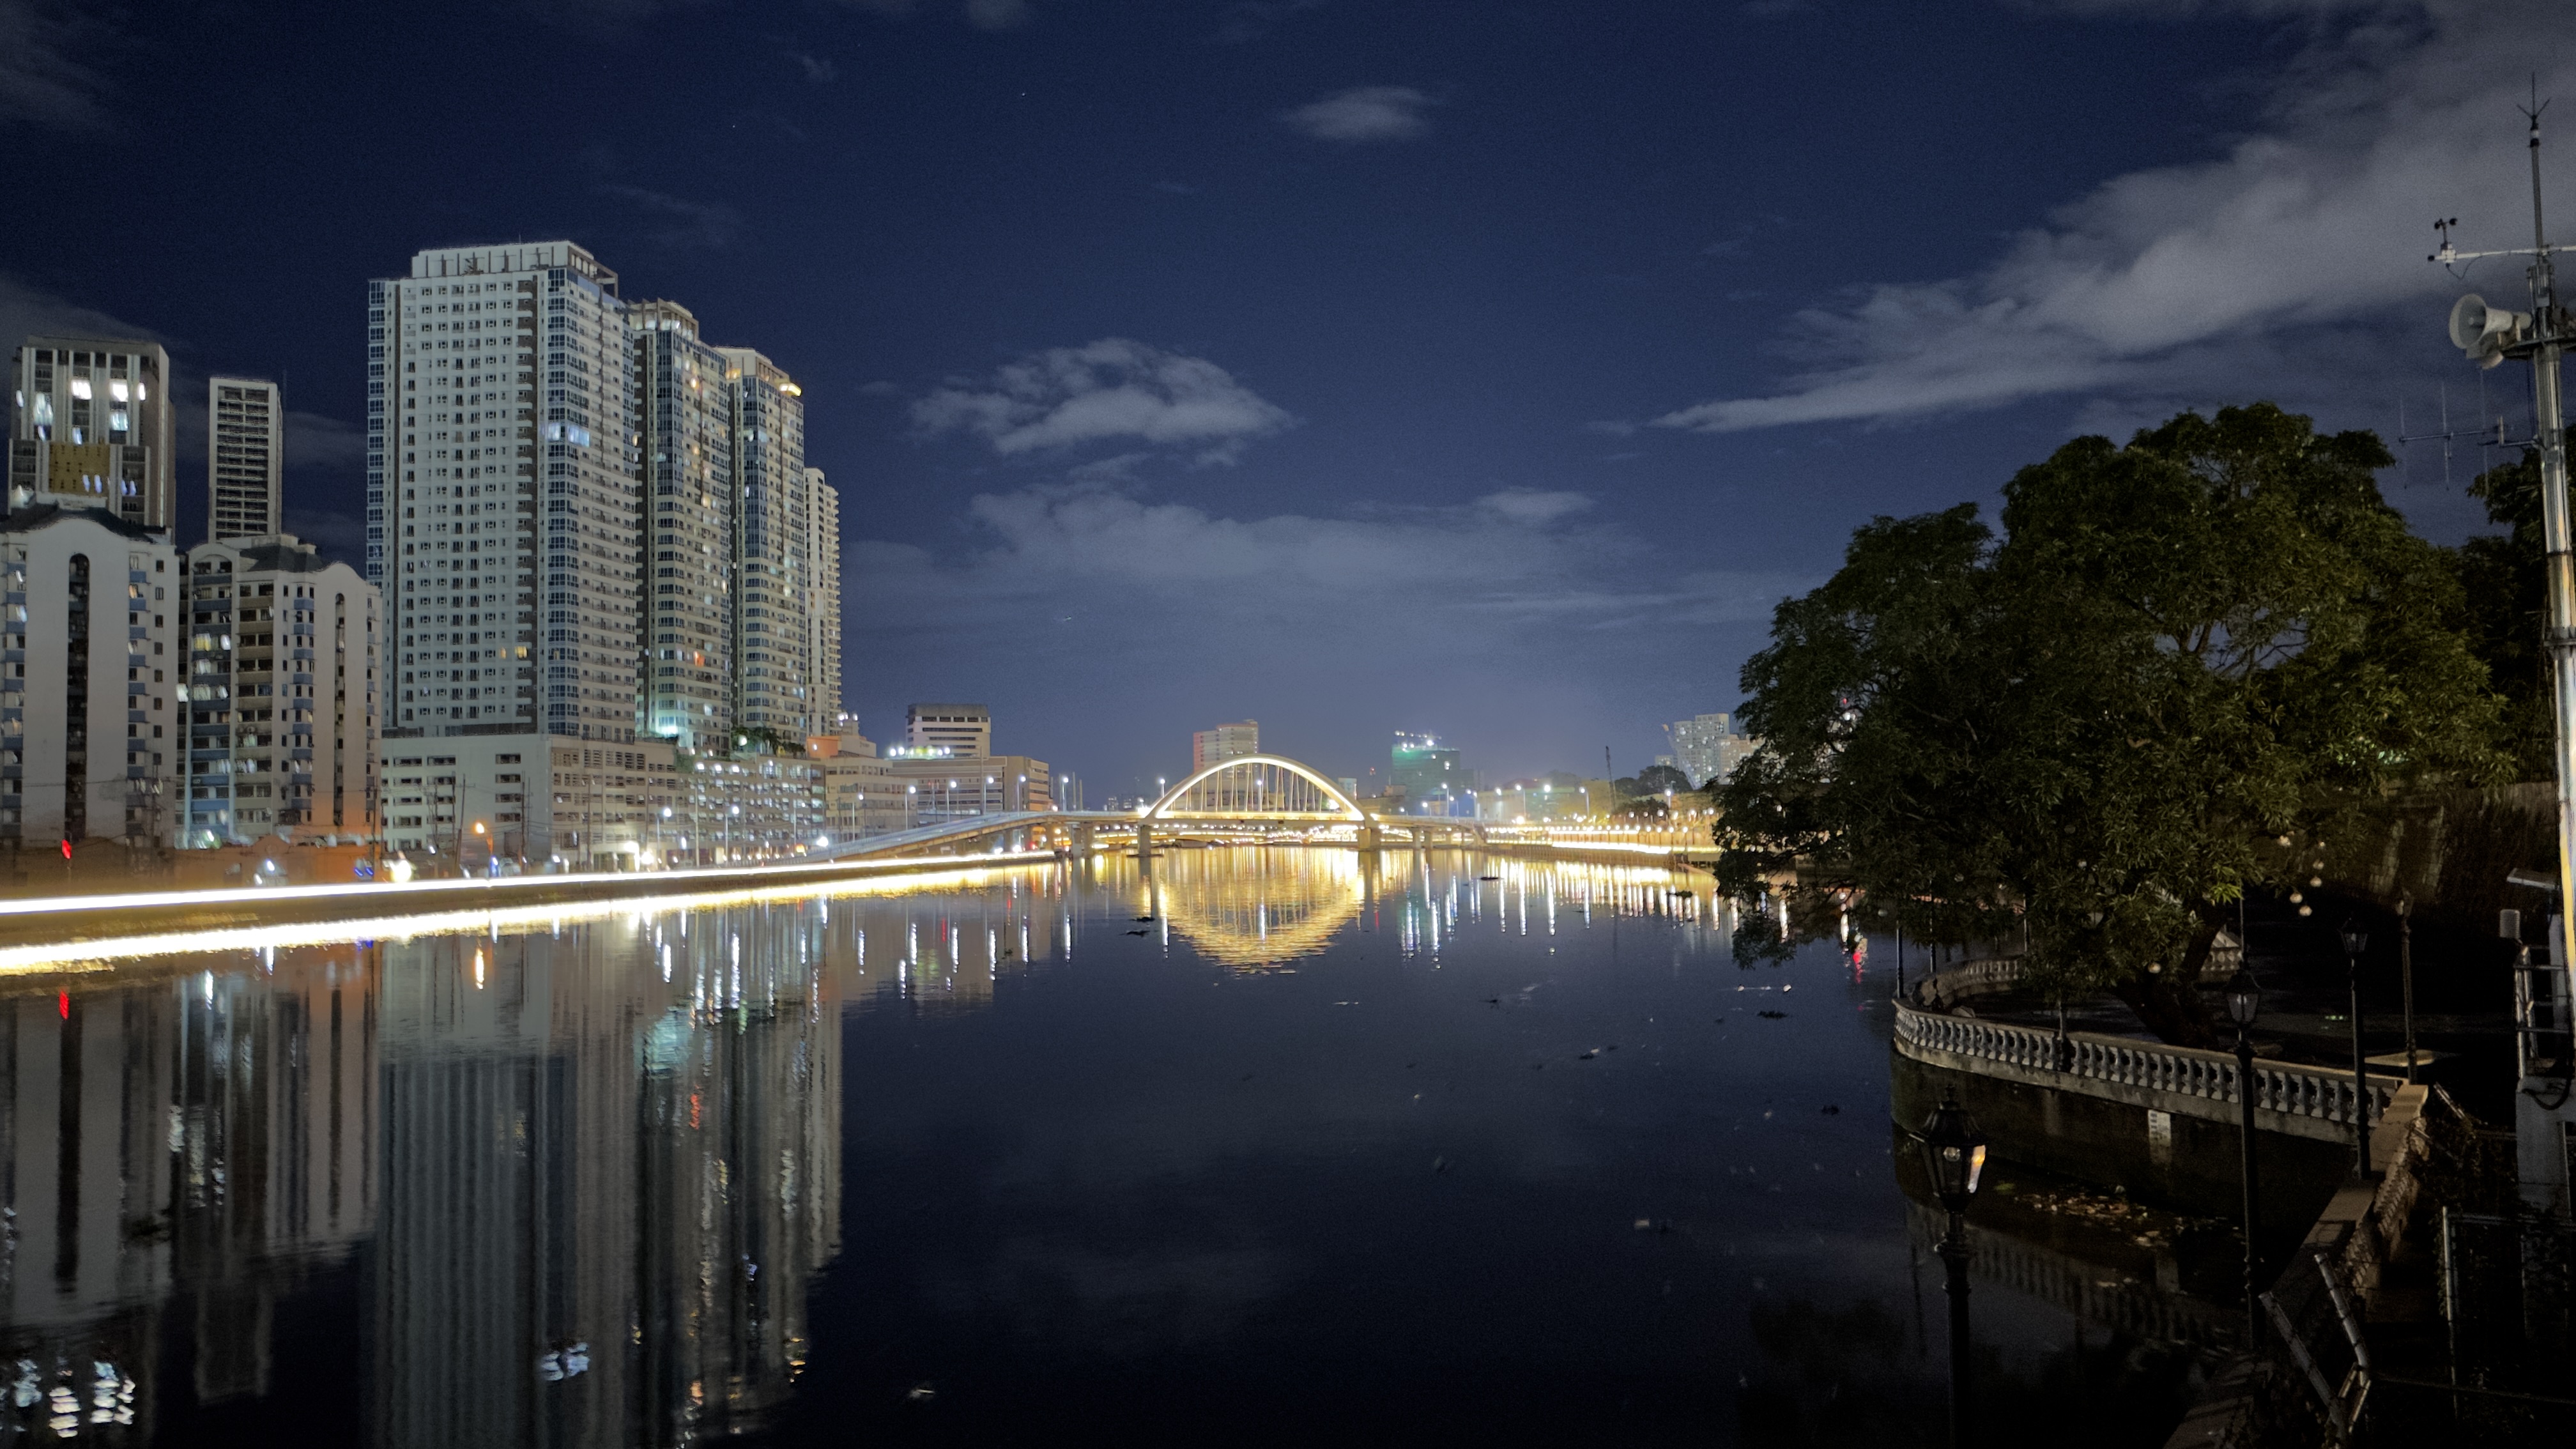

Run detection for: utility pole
[[2437, 97, 2576, 1211]]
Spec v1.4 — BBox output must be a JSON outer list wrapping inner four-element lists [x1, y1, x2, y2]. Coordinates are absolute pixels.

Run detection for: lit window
[[69, 378, 91, 400]]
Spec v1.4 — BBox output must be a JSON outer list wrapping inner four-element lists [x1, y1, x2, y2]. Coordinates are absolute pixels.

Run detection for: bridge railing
[[1892, 995, 2395, 1139]]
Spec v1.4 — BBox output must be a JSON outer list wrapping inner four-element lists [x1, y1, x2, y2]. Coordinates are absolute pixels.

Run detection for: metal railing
[[1893, 996, 2395, 1131]]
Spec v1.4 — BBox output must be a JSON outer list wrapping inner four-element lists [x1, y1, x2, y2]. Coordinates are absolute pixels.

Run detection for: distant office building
[[0, 507, 179, 847], [811, 730, 903, 839], [1667, 712, 1760, 788], [1480, 774, 1607, 822], [1192, 720, 1259, 770], [178, 535, 379, 847], [683, 745, 824, 862], [804, 467, 841, 736], [721, 348, 816, 740], [207, 377, 284, 542], [1717, 732, 1759, 784], [380, 735, 680, 870], [5, 335, 175, 536], [631, 300, 734, 749], [1391, 732, 1469, 815], [903, 703, 990, 758], [369, 241, 637, 742], [885, 753, 1050, 825]]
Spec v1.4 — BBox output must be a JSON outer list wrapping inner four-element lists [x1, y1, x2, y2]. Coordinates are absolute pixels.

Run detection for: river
[[0, 848, 2225, 1445]]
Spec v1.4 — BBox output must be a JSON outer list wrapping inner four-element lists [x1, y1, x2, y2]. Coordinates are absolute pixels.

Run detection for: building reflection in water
[[373, 907, 843, 1448], [0, 850, 1740, 1443], [1, 945, 377, 1442]]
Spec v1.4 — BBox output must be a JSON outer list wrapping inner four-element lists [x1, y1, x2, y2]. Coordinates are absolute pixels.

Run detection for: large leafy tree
[[2453, 448, 2552, 776], [1716, 405, 2509, 1045]]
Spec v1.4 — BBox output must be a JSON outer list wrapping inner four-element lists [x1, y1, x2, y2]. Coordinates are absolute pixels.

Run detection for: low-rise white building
[[378, 734, 682, 873], [0, 505, 180, 847], [180, 535, 380, 847]]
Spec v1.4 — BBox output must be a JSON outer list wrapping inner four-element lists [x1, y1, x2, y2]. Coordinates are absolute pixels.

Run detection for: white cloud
[[1477, 488, 1593, 525], [913, 339, 1296, 463], [1654, 1, 2570, 433], [963, 0, 1032, 28], [824, 0, 1035, 26], [0, 0, 108, 130], [284, 410, 368, 471], [1279, 86, 1437, 143], [849, 482, 1795, 654], [0, 270, 156, 349], [597, 183, 743, 251]]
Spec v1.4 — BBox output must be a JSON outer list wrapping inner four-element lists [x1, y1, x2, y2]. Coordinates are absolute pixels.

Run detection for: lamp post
[[2398, 896, 2419, 1083], [1917, 1096, 1988, 1449], [2225, 965, 2266, 1344], [2339, 918, 2372, 1179]]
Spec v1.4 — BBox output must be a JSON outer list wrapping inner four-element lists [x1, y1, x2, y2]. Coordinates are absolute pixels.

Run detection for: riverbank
[[0, 845, 1066, 969]]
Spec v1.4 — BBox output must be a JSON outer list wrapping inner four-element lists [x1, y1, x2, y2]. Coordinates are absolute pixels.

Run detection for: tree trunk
[[2108, 916, 2223, 1048]]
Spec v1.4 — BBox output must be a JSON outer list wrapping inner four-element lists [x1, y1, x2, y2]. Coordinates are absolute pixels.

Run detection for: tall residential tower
[[717, 349, 816, 741], [367, 242, 642, 742], [207, 376, 284, 541], [632, 300, 734, 749]]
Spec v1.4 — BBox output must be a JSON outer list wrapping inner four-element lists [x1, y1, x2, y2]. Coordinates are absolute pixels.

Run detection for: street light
[[1916, 1095, 1987, 1449], [2224, 965, 2266, 1344], [2338, 917, 2371, 1179]]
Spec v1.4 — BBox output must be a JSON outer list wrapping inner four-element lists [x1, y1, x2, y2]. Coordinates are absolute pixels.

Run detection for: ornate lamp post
[[2225, 965, 2266, 1343], [2339, 918, 2372, 1179], [1917, 1096, 1988, 1449]]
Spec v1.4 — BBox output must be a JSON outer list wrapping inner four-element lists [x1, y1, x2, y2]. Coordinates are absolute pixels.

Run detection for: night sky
[[0, 0, 2560, 797]]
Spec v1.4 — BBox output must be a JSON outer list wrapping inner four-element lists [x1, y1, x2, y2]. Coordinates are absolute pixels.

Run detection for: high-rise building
[[0, 509, 180, 847], [719, 348, 815, 740], [206, 377, 284, 542], [884, 753, 1051, 822], [902, 703, 990, 758], [1390, 732, 1467, 814], [631, 300, 734, 749], [177, 535, 379, 847], [6, 335, 175, 535], [1192, 720, 1259, 770], [1666, 712, 1758, 787], [369, 241, 640, 743], [804, 467, 841, 732]]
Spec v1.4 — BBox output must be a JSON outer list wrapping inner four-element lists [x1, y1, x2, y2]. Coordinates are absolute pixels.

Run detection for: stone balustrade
[[1893, 995, 2396, 1144]]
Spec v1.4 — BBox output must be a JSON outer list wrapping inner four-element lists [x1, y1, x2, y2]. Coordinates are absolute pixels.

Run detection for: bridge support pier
[[1136, 822, 1154, 860], [1357, 823, 1380, 852], [1071, 822, 1094, 856]]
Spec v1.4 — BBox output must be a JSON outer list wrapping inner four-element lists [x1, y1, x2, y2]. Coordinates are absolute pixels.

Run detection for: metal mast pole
[[2526, 107, 2576, 1002]]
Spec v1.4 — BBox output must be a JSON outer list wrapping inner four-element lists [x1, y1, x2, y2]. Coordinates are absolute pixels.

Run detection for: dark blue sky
[[0, 0, 2554, 796]]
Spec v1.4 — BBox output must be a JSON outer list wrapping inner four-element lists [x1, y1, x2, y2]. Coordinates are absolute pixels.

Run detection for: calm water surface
[[1, 850, 2217, 1445]]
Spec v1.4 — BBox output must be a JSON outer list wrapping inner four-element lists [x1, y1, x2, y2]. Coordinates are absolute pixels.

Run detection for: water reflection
[[0, 850, 2212, 1443]]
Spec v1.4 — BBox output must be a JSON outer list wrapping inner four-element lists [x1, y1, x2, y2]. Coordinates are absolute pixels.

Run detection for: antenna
[[2431, 100, 2576, 1078]]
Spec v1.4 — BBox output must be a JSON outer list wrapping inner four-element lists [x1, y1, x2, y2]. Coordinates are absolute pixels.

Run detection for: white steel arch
[[1146, 754, 1370, 822]]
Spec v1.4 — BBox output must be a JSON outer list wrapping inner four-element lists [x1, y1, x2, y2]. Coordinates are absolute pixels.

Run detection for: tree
[[2453, 448, 2552, 777], [1716, 405, 2510, 1045], [1633, 763, 1692, 795]]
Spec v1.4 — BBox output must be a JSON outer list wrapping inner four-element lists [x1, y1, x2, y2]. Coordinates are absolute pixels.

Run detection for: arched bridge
[[817, 753, 1485, 861]]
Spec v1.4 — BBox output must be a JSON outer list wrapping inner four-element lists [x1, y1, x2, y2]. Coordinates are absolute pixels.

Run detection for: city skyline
[[0, 3, 2559, 788]]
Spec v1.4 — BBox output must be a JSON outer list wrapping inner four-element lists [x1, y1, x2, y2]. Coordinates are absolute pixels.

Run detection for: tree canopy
[[1714, 404, 2510, 1045]]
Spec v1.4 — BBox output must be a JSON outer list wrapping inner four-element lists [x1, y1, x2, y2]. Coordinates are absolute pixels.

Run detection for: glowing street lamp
[[1916, 1096, 1988, 1448]]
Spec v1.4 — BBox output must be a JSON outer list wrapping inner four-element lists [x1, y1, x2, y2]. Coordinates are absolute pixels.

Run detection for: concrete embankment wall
[[1890, 1052, 2354, 1242]]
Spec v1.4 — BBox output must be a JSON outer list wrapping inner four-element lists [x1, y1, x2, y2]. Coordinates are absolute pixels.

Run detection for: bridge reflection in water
[[0, 847, 1742, 1443]]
